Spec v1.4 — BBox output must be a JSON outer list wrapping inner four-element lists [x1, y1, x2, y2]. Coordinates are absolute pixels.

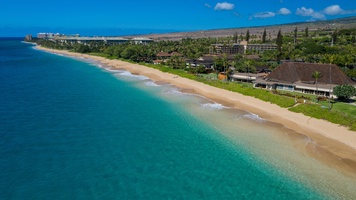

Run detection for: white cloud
[[323, 5, 349, 15], [214, 2, 235, 11], [312, 12, 326, 19], [278, 8, 291, 15], [296, 7, 325, 20], [296, 7, 314, 16], [253, 12, 276, 18], [204, 3, 212, 8], [251, 7, 290, 19]]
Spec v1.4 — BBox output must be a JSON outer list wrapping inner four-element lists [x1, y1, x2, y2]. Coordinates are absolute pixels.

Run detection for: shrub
[[333, 85, 356, 101]]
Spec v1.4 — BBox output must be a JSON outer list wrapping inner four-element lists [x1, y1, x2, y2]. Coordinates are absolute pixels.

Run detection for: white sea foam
[[115, 71, 149, 80], [243, 113, 265, 122], [304, 136, 318, 147], [162, 87, 182, 95], [201, 103, 227, 110], [105, 68, 124, 73], [144, 81, 160, 87]]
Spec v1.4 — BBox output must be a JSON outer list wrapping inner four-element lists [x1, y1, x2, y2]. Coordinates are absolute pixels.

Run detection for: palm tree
[[312, 71, 322, 98], [221, 54, 229, 81], [244, 59, 252, 82]]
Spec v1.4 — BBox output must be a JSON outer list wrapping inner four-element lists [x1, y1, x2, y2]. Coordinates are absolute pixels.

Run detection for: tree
[[246, 29, 250, 42], [233, 32, 238, 43], [222, 54, 229, 80], [276, 29, 283, 50], [294, 26, 298, 44], [239, 33, 243, 41], [333, 85, 356, 101], [244, 59, 252, 82], [332, 29, 338, 45], [312, 71, 322, 97], [351, 35, 356, 44], [276, 29, 283, 61], [305, 27, 309, 38], [262, 28, 267, 43]]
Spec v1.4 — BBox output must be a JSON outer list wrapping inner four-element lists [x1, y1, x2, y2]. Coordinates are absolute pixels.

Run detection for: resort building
[[209, 44, 244, 55], [53, 36, 129, 45], [38, 33, 153, 45], [209, 41, 277, 55], [230, 66, 270, 82], [244, 44, 278, 53], [25, 34, 32, 41], [130, 37, 154, 44], [254, 62, 355, 97], [185, 55, 236, 72]]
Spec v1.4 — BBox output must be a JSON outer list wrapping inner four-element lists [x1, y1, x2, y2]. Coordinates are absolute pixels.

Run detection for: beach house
[[254, 62, 355, 97]]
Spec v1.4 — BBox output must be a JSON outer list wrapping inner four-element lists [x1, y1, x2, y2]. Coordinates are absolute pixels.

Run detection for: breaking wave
[[144, 81, 160, 87], [201, 103, 227, 110], [243, 113, 265, 122], [115, 71, 149, 80], [162, 87, 183, 96]]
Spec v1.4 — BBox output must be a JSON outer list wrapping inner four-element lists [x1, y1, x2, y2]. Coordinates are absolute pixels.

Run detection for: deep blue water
[[0, 38, 331, 199]]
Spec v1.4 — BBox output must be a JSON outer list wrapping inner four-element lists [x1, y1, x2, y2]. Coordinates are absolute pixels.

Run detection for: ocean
[[0, 38, 355, 199]]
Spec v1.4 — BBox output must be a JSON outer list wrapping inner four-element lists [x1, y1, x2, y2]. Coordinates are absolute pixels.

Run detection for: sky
[[1, 0, 356, 37]]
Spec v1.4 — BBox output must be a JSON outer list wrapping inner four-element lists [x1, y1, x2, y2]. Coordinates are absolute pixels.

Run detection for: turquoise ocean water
[[0, 38, 355, 199]]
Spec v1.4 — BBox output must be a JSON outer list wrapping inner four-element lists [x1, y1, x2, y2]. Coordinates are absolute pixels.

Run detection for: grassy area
[[288, 104, 356, 131], [319, 100, 356, 117]]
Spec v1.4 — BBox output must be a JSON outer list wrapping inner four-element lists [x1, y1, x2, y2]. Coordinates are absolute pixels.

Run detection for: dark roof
[[255, 65, 270, 71], [170, 52, 182, 56], [156, 52, 171, 57], [185, 59, 213, 66], [265, 62, 354, 85], [245, 54, 260, 60]]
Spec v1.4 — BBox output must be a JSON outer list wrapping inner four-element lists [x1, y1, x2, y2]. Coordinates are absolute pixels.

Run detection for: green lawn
[[289, 103, 356, 131], [319, 100, 356, 117]]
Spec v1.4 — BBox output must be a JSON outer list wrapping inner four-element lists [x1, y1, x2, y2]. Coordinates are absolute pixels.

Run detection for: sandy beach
[[36, 46, 356, 175]]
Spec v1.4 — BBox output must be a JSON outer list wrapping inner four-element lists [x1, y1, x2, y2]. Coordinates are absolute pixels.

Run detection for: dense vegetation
[[29, 27, 356, 130]]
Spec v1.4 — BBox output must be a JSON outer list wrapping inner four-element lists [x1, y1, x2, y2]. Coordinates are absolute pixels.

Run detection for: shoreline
[[35, 46, 356, 175]]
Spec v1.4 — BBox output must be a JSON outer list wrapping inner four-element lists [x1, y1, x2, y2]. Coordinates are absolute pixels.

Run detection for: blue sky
[[1, 0, 356, 37]]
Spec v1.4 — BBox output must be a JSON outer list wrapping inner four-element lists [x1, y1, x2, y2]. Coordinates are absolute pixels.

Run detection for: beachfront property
[[185, 56, 215, 72], [154, 52, 183, 65], [130, 37, 154, 44], [37, 32, 153, 45], [254, 62, 356, 97], [25, 34, 32, 41], [209, 41, 277, 55], [230, 66, 271, 82], [53, 36, 153, 45], [185, 55, 240, 72], [54, 36, 129, 45], [37, 33, 80, 39]]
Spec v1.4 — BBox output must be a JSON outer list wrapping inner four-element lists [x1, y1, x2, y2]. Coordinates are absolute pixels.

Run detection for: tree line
[[29, 27, 356, 80]]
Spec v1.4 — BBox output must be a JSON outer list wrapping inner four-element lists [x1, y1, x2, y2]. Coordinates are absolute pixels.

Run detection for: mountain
[[128, 16, 356, 41]]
